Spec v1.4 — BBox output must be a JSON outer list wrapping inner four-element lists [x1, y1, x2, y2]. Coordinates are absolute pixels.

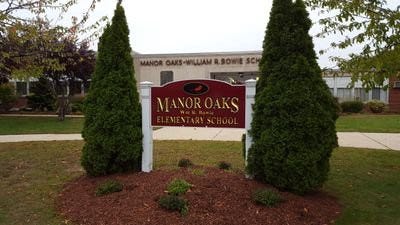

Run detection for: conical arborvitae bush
[[81, 3, 142, 176], [247, 0, 339, 195]]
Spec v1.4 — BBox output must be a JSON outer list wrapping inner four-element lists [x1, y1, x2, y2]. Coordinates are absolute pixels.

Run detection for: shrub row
[[340, 100, 386, 113]]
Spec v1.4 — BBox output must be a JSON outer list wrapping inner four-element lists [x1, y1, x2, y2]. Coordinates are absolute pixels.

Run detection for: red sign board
[[151, 79, 245, 128]]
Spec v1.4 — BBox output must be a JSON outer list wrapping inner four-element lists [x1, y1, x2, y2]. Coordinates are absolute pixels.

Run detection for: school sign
[[151, 80, 245, 128], [140, 79, 256, 172]]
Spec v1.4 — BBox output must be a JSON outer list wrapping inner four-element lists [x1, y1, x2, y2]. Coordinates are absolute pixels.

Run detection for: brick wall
[[389, 77, 400, 112]]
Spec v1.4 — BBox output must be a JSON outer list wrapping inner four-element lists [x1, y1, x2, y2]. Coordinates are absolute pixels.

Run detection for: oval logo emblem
[[183, 82, 209, 95]]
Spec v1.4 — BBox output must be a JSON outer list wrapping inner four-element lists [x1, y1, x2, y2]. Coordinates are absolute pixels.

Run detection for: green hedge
[[367, 100, 385, 113], [340, 101, 364, 113]]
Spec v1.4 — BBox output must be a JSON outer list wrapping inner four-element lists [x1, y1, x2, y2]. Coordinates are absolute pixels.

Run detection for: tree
[[43, 40, 96, 120], [81, 2, 142, 176], [257, 0, 292, 93], [305, 0, 400, 88], [247, 0, 338, 195], [0, 83, 16, 111], [26, 76, 55, 111], [0, 0, 105, 81]]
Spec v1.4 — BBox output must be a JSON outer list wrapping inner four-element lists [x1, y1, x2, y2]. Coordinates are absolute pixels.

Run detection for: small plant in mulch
[[95, 180, 123, 196], [178, 158, 193, 168], [252, 189, 283, 207], [167, 179, 192, 196], [158, 195, 189, 215], [217, 161, 232, 170], [191, 168, 205, 176]]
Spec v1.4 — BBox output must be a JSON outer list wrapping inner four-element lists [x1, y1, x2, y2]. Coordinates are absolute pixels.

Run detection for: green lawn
[[0, 114, 399, 135], [0, 116, 164, 135], [0, 116, 84, 135], [336, 114, 400, 133], [0, 140, 399, 225], [325, 147, 400, 225]]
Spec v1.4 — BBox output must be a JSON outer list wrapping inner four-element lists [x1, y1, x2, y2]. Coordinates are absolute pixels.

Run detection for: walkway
[[0, 127, 399, 151]]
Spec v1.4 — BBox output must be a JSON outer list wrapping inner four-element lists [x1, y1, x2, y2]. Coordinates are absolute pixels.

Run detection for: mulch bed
[[57, 167, 341, 225]]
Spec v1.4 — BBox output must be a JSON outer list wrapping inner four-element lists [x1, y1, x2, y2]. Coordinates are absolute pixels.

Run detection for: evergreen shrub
[[340, 100, 364, 113], [252, 189, 282, 207], [167, 179, 192, 196], [158, 195, 188, 215], [178, 158, 193, 168], [367, 100, 385, 113], [247, 0, 338, 195], [217, 161, 232, 170], [95, 180, 123, 196], [81, 3, 142, 176]]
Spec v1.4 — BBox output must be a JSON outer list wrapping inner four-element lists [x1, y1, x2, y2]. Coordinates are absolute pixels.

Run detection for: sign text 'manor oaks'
[[151, 80, 245, 128]]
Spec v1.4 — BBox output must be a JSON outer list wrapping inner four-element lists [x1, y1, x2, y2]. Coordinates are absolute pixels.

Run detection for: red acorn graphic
[[194, 85, 203, 92]]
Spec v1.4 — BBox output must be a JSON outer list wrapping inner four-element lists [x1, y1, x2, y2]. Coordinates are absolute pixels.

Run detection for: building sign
[[140, 56, 261, 67], [151, 79, 245, 128]]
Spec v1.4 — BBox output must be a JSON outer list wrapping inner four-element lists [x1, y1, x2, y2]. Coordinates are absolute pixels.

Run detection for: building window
[[337, 88, 352, 101], [16, 82, 27, 96], [372, 88, 380, 100], [28, 81, 38, 94], [160, 71, 173, 85], [354, 88, 369, 102], [71, 80, 82, 95]]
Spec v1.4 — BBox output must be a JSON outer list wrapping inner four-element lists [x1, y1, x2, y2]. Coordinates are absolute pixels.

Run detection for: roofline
[[133, 50, 262, 58]]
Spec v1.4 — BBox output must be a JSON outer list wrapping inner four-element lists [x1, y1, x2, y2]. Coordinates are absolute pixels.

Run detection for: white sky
[[63, 0, 350, 68], [6, 0, 374, 68]]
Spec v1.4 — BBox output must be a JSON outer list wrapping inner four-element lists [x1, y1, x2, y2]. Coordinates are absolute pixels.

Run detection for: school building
[[9, 51, 400, 112]]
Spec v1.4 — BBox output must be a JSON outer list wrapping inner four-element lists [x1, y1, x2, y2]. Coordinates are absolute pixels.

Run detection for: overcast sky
[[63, 0, 360, 68]]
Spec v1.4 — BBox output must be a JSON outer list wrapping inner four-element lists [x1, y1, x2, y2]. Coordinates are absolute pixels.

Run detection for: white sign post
[[140, 81, 153, 172], [140, 79, 255, 174], [245, 79, 256, 167]]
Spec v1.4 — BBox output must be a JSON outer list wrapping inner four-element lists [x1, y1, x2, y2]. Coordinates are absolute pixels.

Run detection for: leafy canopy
[[0, 0, 106, 81], [305, 0, 400, 88]]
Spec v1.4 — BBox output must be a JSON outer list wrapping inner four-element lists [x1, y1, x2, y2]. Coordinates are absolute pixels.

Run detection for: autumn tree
[[305, 0, 400, 88], [1, 0, 101, 119], [0, 0, 105, 81], [44, 40, 96, 120]]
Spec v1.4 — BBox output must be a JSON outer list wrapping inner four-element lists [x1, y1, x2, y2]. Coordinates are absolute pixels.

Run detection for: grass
[[0, 115, 399, 135], [325, 147, 400, 225], [1, 140, 400, 224], [0, 116, 84, 135], [0, 141, 83, 225], [154, 140, 243, 171], [336, 114, 400, 133], [0, 116, 162, 135]]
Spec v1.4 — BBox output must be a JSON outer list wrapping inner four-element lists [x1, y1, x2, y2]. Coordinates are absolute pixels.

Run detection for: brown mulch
[[57, 167, 341, 225]]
